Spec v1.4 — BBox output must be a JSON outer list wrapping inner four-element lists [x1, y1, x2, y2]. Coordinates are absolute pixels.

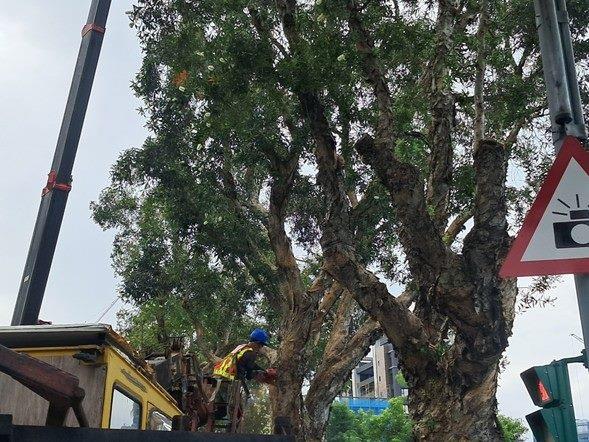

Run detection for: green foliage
[[394, 372, 408, 389], [326, 402, 526, 442], [241, 386, 273, 435], [326, 399, 412, 442], [93, 0, 589, 438], [498, 415, 528, 442]]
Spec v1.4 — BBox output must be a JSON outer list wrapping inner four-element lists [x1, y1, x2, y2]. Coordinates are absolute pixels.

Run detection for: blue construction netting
[[335, 396, 390, 415]]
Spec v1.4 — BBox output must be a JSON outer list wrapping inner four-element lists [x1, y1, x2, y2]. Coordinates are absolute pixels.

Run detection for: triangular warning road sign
[[501, 136, 589, 277]]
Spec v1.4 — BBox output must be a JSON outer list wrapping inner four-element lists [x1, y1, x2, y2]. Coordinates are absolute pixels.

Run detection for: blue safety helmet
[[249, 328, 270, 346]]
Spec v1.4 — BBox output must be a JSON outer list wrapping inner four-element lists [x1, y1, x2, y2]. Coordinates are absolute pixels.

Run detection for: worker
[[210, 328, 275, 421], [213, 328, 270, 384]]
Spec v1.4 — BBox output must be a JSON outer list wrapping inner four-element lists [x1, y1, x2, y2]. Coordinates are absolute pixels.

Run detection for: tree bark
[[422, 0, 459, 233], [409, 362, 502, 440], [308, 3, 517, 440], [304, 292, 381, 441]]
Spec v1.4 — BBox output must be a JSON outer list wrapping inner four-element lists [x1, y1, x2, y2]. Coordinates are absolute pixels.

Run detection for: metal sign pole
[[535, 0, 589, 365], [11, 0, 111, 326], [555, 0, 588, 141]]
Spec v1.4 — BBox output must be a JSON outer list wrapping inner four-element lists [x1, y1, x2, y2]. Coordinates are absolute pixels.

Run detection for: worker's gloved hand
[[252, 370, 267, 382], [255, 368, 277, 385]]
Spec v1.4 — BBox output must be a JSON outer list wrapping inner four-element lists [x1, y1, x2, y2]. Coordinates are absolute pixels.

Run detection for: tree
[[242, 385, 274, 435], [94, 2, 384, 439], [326, 401, 525, 442], [498, 415, 528, 442], [94, 0, 589, 440], [325, 399, 413, 442]]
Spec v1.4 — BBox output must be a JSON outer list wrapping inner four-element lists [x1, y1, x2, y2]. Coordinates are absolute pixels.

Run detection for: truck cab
[[0, 324, 181, 430]]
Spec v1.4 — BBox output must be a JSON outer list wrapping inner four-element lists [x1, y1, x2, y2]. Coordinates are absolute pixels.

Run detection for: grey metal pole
[[535, 0, 589, 366], [575, 276, 589, 365], [555, 0, 588, 141], [556, 0, 589, 366], [534, 0, 574, 146], [11, 0, 111, 325]]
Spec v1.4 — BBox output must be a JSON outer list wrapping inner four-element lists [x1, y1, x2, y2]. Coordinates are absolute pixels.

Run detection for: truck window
[[110, 388, 142, 429], [149, 409, 172, 431]]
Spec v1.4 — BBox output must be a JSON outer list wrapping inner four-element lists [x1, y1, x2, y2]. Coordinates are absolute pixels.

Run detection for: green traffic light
[[521, 365, 560, 408], [526, 409, 565, 441], [521, 358, 580, 441]]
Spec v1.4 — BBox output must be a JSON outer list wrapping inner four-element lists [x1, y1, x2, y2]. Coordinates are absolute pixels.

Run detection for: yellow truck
[[0, 324, 288, 441], [0, 324, 181, 430]]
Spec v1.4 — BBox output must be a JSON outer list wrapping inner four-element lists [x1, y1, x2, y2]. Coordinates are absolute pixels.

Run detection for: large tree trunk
[[409, 364, 502, 441], [272, 359, 305, 437], [303, 293, 381, 441], [302, 406, 329, 442]]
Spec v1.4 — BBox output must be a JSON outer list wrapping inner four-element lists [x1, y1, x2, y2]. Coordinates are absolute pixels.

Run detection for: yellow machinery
[[0, 324, 288, 442], [0, 324, 180, 430]]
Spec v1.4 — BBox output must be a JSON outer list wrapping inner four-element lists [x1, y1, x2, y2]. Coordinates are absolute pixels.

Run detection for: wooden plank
[[0, 354, 106, 427], [0, 345, 82, 402]]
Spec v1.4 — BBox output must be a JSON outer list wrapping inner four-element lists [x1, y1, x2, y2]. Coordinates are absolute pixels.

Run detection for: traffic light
[[521, 360, 578, 441], [521, 364, 560, 407]]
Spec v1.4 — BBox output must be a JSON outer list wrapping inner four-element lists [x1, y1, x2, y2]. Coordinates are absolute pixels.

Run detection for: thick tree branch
[[423, 0, 460, 233], [296, 94, 429, 355], [463, 140, 510, 262], [328, 253, 430, 359], [216, 154, 282, 308], [347, 0, 394, 142], [305, 315, 381, 431], [244, 5, 312, 313], [248, 7, 289, 59], [305, 290, 381, 434], [355, 135, 448, 286], [473, 0, 489, 149], [462, 140, 516, 344], [444, 210, 473, 245], [397, 289, 418, 309], [346, 1, 450, 286], [309, 282, 344, 345], [276, 0, 429, 358], [268, 149, 305, 311]]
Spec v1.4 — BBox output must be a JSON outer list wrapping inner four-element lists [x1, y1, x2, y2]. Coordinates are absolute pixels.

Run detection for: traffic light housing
[[521, 360, 578, 441], [526, 408, 567, 441], [521, 364, 560, 407]]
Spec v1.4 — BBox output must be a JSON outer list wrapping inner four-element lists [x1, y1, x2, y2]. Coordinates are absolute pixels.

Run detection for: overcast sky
[[0, 2, 588, 438]]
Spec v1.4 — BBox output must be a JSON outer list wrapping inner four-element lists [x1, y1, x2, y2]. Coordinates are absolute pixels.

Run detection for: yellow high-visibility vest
[[213, 343, 254, 381]]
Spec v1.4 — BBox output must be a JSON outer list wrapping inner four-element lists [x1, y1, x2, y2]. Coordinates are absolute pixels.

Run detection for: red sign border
[[500, 136, 589, 277]]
